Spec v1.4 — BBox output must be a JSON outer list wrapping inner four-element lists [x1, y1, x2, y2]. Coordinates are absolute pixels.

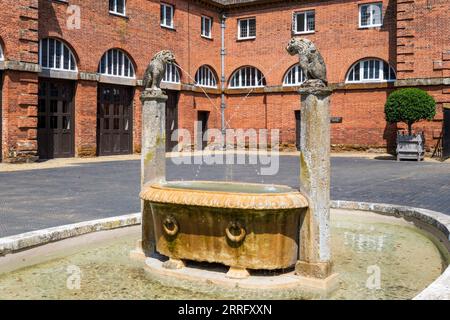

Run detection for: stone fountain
[[134, 39, 338, 293]]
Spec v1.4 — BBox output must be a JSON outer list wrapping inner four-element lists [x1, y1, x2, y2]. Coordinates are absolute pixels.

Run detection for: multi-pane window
[[346, 59, 396, 83], [98, 49, 135, 78], [293, 11, 315, 34], [39, 38, 77, 71], [109, 0, 126, 16], [195, 65, 217, 88], [283, 64, 305, 86], [161, 3, 174, 28], [359, 3, 383, 28], [163, 63, 181, 83], [229, 66, 266, 88], [201, 16, 213, 38], [238, 18, 256, 39]]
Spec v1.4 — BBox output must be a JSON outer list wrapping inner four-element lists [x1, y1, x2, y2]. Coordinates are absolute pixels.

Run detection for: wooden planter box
[[396, 132, 425, 161]]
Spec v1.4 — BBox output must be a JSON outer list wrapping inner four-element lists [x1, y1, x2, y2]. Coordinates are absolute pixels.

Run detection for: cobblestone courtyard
[[0, 155, 449, 237]]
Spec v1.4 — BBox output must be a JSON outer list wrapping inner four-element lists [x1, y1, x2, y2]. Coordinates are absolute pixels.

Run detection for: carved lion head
[[152, 50, 176, 64], [286, 38, 315, 56]]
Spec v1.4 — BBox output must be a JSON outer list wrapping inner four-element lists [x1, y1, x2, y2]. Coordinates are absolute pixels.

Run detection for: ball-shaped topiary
[[385, 88, 436, 135]]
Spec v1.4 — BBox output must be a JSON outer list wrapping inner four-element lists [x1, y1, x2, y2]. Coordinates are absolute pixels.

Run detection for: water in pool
[[0, 210, 446, 300]]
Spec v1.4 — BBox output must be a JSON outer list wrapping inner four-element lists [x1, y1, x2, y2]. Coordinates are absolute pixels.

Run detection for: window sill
[[237, 37, 256, 42], [109, 12, 129, 19], [293, 31, 315, 35], [358, 25, 383, 29], [201, 35, 213, 41], [161, 25, 176, 31]]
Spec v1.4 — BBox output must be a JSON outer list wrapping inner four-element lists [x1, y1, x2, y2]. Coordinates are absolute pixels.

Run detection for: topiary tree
[[385, 88, 436, 135]]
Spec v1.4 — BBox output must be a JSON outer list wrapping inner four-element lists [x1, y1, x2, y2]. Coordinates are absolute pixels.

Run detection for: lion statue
[[143, 50, 176, 91], [286, 38, 327, 87]]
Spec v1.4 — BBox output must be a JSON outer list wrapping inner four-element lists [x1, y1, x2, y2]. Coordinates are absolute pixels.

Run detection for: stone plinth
[[297, 86, 334, 280], [140, 89, 168, 256]]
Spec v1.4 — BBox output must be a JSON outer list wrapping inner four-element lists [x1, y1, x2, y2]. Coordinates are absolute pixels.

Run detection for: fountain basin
[[140, 181, 309, 270]]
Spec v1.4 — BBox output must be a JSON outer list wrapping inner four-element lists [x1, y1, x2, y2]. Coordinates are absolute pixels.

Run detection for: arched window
[[39, 38, 77, 71], [163, 63, 181, 84], [98, 49, 135, 78], [195, 65, 217, 88], [283, 64, 305, 86], [229, 66, 266, 88], [0, 43, 4, 61], [346, 58, 396, 83]]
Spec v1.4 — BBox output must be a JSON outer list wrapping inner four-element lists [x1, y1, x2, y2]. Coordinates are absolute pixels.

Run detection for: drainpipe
[[220, 13, 227, 149]]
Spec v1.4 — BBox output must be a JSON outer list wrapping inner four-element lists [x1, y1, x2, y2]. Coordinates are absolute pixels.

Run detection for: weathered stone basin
[[140, 181, 309, 271]]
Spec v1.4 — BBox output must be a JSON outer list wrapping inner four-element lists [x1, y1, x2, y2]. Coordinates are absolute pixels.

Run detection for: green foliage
[[385, 88, 436, 134]]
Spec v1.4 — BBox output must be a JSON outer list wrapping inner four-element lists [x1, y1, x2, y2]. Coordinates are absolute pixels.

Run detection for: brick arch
[[194, 64, 219, 87], [39, 37, 80, 70], [228, 65, 267, 88], [97, 48, 137, 78], [344, 57, 397, 83]]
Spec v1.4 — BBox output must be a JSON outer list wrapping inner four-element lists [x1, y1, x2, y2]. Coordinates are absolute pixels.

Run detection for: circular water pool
[[0, 209, 446, 300]]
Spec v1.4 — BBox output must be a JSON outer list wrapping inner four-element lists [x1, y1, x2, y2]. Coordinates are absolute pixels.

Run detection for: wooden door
[[37, 79, 75, 159], [97, 84, 133, 156]]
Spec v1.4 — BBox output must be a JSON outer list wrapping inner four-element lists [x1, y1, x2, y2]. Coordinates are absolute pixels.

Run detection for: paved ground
[[0, 155, 449, 237]]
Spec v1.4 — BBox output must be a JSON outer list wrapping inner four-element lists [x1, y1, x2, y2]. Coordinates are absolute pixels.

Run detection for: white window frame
[[161, 3, 174, 29], [0, 44, 4, 61], [195, 65, 217, 88], [283, 64, 305, 86], [163, 62, 181, 84], [201, 16, 213, 39], [109, 0, 126, 16], [229, 66, 266, 89], [39, 38, 77, 72], [346, 59, 396, 83], [359, 3, 383, 28], [238, 18, 256, 40], [98, 49, 135, 78], [293, 10, 315, 35]]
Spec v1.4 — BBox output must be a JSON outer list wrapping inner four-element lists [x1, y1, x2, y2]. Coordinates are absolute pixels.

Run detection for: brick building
[[0, 0, 449, 162]]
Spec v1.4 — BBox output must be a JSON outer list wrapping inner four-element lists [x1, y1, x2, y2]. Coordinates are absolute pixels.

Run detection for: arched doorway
[[96, 49, 135, 156], [37, 38, 77, 159]]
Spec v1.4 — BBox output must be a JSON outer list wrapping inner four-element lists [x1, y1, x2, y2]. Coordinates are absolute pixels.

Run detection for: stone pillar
[[140, 89, 168, 255], [296, 87, 333, 279]]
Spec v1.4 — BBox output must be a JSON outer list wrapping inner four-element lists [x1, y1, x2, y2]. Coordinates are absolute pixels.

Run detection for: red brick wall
[[0, 0, 39, 162], [1, 0, 450, 161]]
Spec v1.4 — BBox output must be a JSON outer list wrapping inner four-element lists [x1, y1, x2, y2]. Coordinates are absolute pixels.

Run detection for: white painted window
[[201, 16, 212, 38], [109, 0, 126, 16], [238, 18, 256, 40], [359, 3, 383, 28], [293, 11, 315, 34], [39, 38, 77, 71], [195, 65, 217, 88], [229, 66, 266, 88], [283, 64, 305, 86], [346, 59, 396, 83], [161, 3, 174, 28], [0, 44, 3, 61], [163, 63, 181, 83], [98, 49, 135, 78]]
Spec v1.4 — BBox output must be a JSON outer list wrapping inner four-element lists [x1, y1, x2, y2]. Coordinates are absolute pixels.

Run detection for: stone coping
[[331, 200, 450, 300], [0, 213, 141, 257], [141, 181, 309, 210]]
